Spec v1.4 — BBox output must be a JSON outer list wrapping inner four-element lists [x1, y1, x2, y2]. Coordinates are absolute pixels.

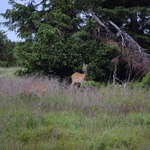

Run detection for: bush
[[140, 72, 150, 88], [81, 80, 100, 89]]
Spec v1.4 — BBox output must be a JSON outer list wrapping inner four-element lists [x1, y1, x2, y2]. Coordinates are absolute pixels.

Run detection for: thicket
[[1, 0, 150, 82], [140, 72, 150, 88], [0, 31, 16, 67]]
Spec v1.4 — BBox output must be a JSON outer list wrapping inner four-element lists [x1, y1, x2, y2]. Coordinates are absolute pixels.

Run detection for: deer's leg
[[75, 83, 78, 91], [71, 81, 75, 87]]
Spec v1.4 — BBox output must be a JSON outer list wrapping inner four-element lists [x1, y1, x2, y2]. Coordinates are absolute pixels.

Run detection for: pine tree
[[1, 0, 149, 81]]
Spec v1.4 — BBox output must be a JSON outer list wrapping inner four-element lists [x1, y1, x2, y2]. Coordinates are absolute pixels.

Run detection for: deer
[[71, 64, 88, 89], [23, 82, 47, 100]]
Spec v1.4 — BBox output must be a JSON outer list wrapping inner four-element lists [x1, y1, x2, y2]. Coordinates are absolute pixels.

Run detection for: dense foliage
[[140, 72, 150, 88], [0, 30, 15, 66], [1, 0, 150, 81]]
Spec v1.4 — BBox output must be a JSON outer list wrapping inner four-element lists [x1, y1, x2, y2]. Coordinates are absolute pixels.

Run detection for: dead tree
[[89, 9, 150, 84]]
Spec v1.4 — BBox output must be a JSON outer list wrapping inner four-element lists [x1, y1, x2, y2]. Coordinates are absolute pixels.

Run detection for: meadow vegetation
[[0, 68, 150, 150]]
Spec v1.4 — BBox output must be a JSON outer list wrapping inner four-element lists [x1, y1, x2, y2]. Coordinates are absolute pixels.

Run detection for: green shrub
[[81, 80, 100, 89], [140, 72, 150, 88]]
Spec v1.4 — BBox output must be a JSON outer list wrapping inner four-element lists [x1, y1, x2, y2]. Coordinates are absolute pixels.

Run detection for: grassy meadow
[[0, 67, 150, 150]]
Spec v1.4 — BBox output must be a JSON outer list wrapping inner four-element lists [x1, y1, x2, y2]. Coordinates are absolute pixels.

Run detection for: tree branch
[[89, 9, 105, 27], [109, 20, 143, 52], [89, 9, 117, 39]]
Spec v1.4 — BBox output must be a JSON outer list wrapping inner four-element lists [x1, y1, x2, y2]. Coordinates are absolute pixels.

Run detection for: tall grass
[[0, 71, 150, 149]]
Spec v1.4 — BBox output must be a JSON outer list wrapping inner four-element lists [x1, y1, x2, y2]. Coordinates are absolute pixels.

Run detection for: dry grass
[[0, 72, 150, 149]]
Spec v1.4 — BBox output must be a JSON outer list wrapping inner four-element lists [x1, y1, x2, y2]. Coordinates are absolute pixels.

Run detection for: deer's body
[[23, 82, 47, 99], [71, 64, 87, 88]]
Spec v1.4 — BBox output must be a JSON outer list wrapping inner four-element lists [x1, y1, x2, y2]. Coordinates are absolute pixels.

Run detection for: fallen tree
[[89, 9, 150, 83]]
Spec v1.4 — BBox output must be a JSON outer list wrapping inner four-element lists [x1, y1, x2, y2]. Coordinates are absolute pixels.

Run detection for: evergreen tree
[[1, 0, 149, 81], [0, 30, 15, 66]]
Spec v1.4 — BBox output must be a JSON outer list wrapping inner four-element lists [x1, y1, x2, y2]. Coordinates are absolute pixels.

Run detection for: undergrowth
[[0, 73, 150, 150]]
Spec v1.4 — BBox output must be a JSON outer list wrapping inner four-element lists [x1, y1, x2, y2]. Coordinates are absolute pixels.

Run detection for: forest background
[[0, 0, 150, 83]]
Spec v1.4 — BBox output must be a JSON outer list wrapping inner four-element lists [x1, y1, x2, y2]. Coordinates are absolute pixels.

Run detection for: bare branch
[[109, 20, 143, 52], [109, 21, 120, 31], [89, 9, 117, 39], [89, 9, 105, 27]]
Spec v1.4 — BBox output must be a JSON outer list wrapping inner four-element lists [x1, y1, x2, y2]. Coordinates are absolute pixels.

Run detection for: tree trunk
[[130, 12, 138, 33]]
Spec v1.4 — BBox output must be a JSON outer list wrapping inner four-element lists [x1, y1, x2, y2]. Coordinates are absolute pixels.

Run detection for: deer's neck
[[83, 70, 87, 80]]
